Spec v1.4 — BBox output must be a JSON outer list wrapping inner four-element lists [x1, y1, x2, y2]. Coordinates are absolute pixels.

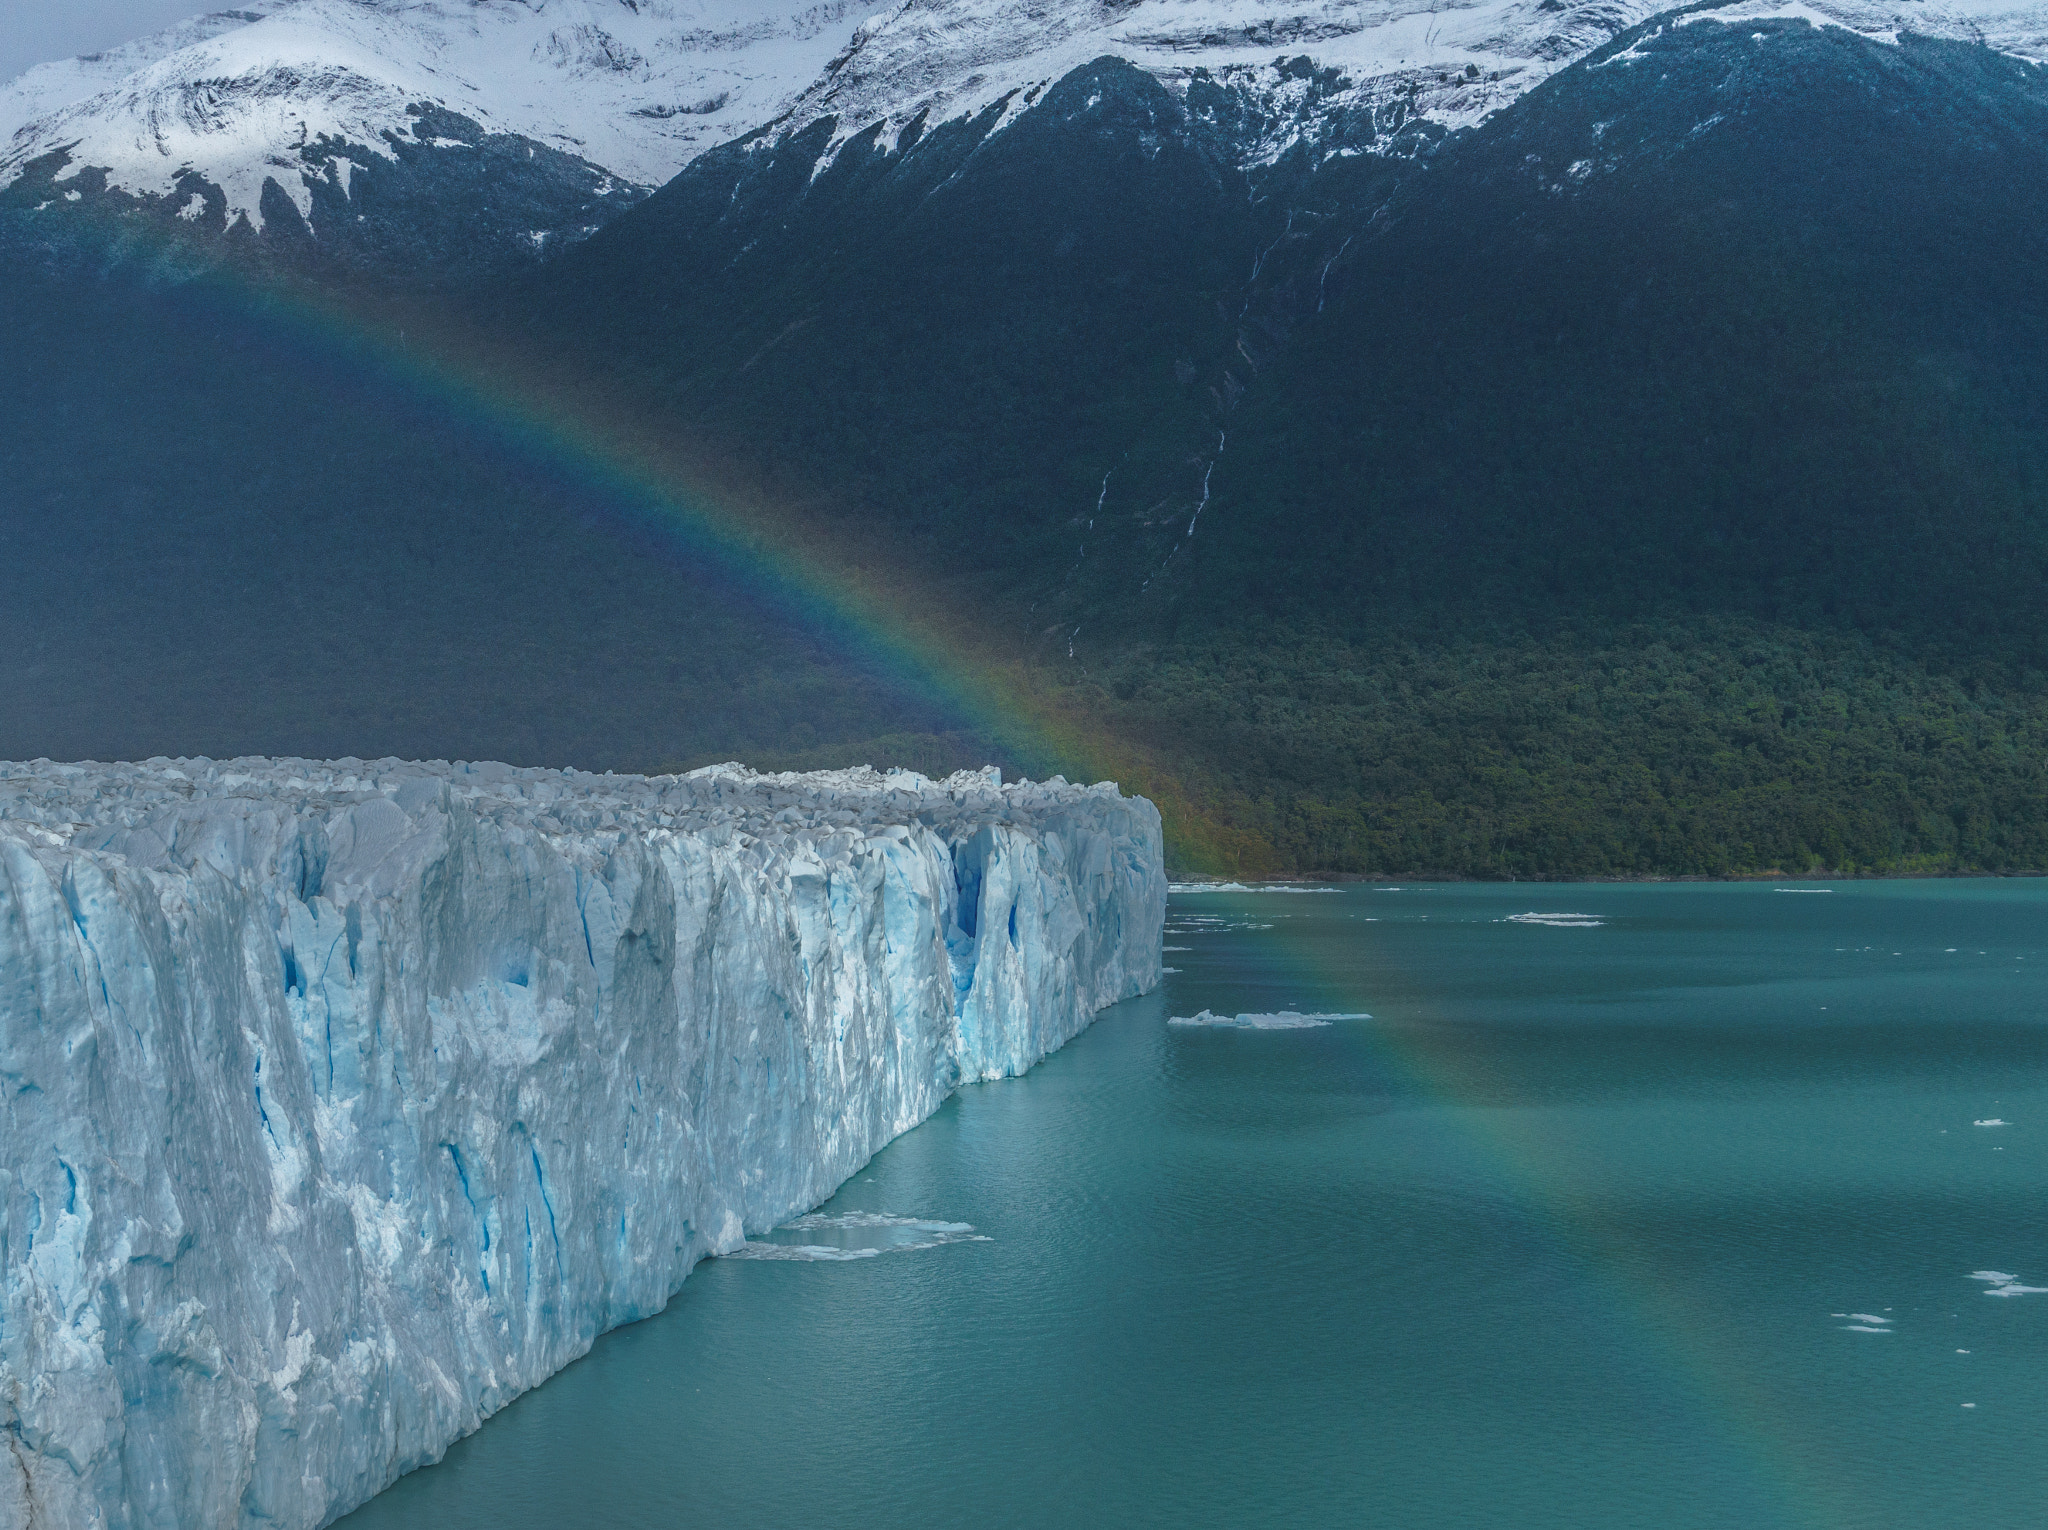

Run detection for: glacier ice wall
[[0, 757, 1162, 1530]]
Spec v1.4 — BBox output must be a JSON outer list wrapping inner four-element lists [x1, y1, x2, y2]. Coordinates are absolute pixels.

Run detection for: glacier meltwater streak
[[0, 757, 1163, 1530]]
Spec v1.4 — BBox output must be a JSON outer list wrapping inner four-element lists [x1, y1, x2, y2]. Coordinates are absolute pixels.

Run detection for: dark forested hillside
[[531, 59, 1270, 612], [9, 10, 2048, 876], [1130, 22, 2048, 873], [511, 22, 2048, 875], [1194, 21, 2048, 652]]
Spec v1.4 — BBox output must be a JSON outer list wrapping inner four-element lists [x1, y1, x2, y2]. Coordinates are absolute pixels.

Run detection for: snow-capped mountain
[[0, 0, 865, 236], [5, 0, 2044, 263]]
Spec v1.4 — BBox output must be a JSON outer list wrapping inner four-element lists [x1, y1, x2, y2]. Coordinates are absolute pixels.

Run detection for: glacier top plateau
[[1, 754, 1163, 1529]]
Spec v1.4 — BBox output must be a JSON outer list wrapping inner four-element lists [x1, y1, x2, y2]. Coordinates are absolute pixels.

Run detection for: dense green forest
[[1076, 621, 2048, 876]]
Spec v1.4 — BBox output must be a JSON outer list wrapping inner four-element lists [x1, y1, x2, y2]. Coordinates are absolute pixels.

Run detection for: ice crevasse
[[0, 757, 1164, 1529]]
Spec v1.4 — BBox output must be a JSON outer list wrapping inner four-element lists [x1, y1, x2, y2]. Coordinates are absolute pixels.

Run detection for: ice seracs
[[0, 755, 1162, 1530]]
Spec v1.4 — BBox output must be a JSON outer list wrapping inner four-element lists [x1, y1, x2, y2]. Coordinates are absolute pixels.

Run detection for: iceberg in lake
[[0, 757, 1162, 1529], [1167, 1010, 1370, 1030]]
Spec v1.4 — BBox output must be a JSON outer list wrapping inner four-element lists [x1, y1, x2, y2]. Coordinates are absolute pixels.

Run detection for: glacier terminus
[[0, 757, 1164, 1529]]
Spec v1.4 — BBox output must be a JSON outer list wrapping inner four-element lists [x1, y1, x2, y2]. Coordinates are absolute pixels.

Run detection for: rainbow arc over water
[[1188, 881, 1897, 1530]]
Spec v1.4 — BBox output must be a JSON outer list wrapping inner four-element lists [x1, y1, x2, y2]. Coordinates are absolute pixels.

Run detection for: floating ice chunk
[[1168, 1010, 1370, 1030], [1773, 888, 1834, 893], [783, 1212, 977, 1233], [1166, 882, 1338, 893], [728, 1212, 993, 1260], [1971, 1271, 2048, 1296], [1506, 912, 1604, 927], [1842, 1324, 1892, 1333], [1974, 1119, 2010, 1127]]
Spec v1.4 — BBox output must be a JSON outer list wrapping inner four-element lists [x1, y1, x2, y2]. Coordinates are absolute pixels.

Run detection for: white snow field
[[0, 756, 1162, 1529]]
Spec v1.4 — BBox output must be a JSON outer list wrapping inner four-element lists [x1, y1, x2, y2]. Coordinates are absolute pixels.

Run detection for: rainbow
[[1192, 883, 1893, 1529], [21, 212, 1270, 872]]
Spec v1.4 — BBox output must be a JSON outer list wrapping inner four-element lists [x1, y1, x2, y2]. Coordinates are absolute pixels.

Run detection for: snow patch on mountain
[[0, 0, 865, 230], [0, 756, 1162, 1529], [1594, 0, 2037, 62], [770, 0, 2048, 166], [0, 6, 282, 131]]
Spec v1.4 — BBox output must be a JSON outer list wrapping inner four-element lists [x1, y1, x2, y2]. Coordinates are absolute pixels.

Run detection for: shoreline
[[1169, 869, 2048, 886]]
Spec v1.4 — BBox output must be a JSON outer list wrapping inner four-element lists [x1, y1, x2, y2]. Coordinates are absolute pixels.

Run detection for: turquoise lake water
[[340, 881, 2048, 1529]]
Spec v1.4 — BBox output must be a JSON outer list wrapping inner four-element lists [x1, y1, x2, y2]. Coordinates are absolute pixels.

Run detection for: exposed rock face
[[0, 757, 1163, 1529]]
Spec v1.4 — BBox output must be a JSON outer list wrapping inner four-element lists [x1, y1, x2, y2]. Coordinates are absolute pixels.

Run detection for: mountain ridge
[[7, 0, 2040, 271]]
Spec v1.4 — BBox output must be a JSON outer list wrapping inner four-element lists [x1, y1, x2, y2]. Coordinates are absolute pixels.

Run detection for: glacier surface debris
[[0, 756, 1162, 1529]]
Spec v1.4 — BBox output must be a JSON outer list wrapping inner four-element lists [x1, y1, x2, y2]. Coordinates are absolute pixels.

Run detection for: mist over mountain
[[6, 0, 2048, 873]]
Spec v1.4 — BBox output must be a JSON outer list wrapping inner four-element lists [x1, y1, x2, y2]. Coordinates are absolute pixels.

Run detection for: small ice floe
[[1774, 888, 1834, 893], [1962, 1402, 1978, 1408], [1166, 882, 1338, 893], [1169, 1010, 1371, 1030], [1161, 967, 1181, 974], [1833, 1311, 1893, 1332], [1971, 1271, 2048, 1297], [727, 1212, 991, 1261], [1974, 1119, 2010, 1128], [1163, 945, 1192, 951], [1506, 912, 1604, 927]]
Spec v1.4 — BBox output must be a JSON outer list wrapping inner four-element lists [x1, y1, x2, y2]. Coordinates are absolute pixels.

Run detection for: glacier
[[0, 756, 1163, 1530]]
